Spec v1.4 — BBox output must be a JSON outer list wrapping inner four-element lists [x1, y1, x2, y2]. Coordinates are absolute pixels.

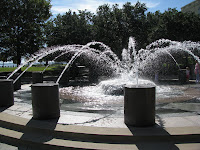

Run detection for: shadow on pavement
[[18, 117, 59, 150], [127, 123, 180, 150], [0, 106, 11, 112]]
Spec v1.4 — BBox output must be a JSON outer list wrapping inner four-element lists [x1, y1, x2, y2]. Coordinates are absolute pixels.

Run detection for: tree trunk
[[16, 53, 21, 67], [45, 60, 49, 66]]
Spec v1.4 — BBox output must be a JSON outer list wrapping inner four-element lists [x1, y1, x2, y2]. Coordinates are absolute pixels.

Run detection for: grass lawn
[[0, 66, 58, 72]]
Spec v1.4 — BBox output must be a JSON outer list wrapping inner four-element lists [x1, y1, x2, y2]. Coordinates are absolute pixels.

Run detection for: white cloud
[[51, 0, 120, 14], [143, 1, 160, 8], [51, 6, 70, 14], [51, 0, 160, 15]]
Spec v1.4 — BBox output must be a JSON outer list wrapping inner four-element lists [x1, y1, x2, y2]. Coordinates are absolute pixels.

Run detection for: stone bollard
[[31, 83, 60, 119], [0, 79, 14, 107], [124, 85, 155, 127], [178, 69, 186, 84], [32, 72, 43, 84], [7, 73, 21, 91]]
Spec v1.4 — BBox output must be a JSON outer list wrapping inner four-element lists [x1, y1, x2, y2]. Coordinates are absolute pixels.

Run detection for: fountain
[[1, 37, 200, 123], [57, 37, 200, 126], [6, 37, 200, 86]]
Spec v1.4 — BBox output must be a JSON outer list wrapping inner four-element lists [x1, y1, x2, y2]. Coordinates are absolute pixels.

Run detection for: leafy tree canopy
[[1, 0, 200, 65], [0, 0, 51, 65], [147, 8, 200, 43], [45, 10, 94, 46]]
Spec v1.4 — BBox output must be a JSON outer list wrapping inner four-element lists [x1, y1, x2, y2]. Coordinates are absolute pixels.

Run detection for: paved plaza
[[1, 83, 200, 128], [0, 82, 200, 149]]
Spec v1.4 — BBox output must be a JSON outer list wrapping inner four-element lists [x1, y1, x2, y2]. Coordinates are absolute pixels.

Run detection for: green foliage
[[1, 1, 200, 65], [45, 1, 200, 60], [92, 2, 148, 56], [0, 66, 57, 72], [45, 2, 149, 58], [92, 4, 126, 56], [147, 8, 200, 43], [0, 0, 51, 65], [45, 10, 93, 46]]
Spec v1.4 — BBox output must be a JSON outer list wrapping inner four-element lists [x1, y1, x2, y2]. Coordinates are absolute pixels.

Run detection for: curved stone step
[[1, 125, 200, 150], [0, 112, 200, 149], [0, 126, 139, 150]]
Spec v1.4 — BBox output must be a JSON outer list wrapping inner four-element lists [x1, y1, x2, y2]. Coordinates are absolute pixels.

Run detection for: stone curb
[[0, 112, 200, 150]]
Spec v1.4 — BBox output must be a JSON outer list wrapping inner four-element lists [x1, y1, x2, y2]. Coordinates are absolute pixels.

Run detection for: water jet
[[2, 37, 200, 126]]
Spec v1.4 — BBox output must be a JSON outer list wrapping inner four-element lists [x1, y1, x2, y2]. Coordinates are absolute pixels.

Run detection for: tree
[[0, 52, 8, 67], [122, 2, 148, 49], [45, 10, 93, 46], [44, 1, 200, 62], [147, 11, 164, 43], [147, 8, 200, 43], [92, 2, 148, 57], [0, 0, 51, 65], [92, 4, 122, 55]]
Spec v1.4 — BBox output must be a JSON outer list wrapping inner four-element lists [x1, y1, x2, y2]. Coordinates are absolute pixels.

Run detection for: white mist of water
[[7, 37, 200, 97]]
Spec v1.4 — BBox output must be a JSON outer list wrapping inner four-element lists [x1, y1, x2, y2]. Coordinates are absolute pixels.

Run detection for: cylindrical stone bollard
[[31, 83, 60, 119], [8, 73, 21, 91], [124, 85, 155, 127], [32, 72, 43, 84], [0, 79, 14, 107]]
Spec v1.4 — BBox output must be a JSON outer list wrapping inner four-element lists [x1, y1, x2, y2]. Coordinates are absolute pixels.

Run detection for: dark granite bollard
[[31, 83, 60, 119], [124, 85, 155, 127], [0, 79, 14, 107], [7, 73, 21, 91], [32, 72, 43, 84]]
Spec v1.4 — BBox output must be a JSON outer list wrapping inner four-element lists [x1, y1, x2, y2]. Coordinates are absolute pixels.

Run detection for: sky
[[51, 0, 195, 16]]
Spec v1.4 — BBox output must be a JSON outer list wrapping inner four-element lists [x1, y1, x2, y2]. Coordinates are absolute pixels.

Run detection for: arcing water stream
[[7, 37, 200, 98], [6, 37, 200, 125]]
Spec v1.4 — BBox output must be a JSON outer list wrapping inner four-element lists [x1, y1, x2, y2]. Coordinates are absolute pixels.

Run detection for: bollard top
[[32, 71, 43, 74], [125, 84, 155, 89], [0, 79, 13, 82], [31, 83, 58, 87]]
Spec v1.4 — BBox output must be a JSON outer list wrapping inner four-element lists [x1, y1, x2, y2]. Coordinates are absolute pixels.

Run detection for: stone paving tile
[[58, 114, 99, 125], [84, 117, 126, 128], [0, 142, 41, 150], [161, 116, 199, 127], [0, 142, 18, 150], [16, 105, 32, 112], [6, 105, 22, 111], [183, 116, 200, 126], [3, 109, 20, 116], [2, 83, 200, 128]]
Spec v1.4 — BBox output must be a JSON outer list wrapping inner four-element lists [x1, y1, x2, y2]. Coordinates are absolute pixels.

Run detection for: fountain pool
[[11, 82, 200, 128], [3, 37, 200, 126]]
